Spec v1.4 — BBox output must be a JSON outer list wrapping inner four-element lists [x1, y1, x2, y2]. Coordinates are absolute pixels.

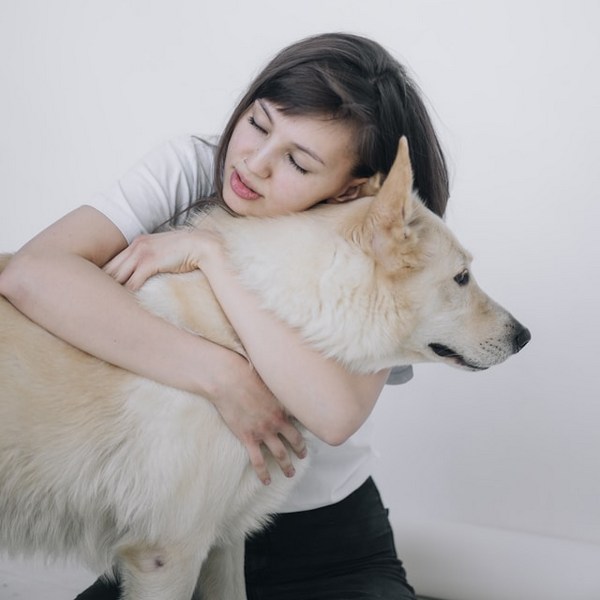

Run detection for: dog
[[0, 138, 530, 599]]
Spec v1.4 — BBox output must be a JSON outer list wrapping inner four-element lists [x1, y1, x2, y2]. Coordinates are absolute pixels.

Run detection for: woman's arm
[[199, 239, 391, 445], [0, 206, 305, 483], [105, 228, 391, 445]]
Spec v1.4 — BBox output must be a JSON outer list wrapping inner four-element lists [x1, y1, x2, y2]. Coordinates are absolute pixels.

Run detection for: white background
[[1, 1, 599, 599]]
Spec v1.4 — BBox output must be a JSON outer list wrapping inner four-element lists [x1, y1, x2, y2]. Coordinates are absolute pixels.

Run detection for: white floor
[[0, 557, 95, 600], [0, 556, 443, 600]]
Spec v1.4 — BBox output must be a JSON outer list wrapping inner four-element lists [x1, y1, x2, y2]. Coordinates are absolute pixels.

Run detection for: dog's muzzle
[[429, 322, 531, 371]]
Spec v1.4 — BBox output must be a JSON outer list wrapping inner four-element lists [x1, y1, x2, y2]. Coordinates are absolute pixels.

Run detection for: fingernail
[[263, 477, 271, 486], [286, 467, 295, 478]]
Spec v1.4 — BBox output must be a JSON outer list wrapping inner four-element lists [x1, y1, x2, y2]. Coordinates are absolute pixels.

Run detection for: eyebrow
[[257, 99, 326, 166]]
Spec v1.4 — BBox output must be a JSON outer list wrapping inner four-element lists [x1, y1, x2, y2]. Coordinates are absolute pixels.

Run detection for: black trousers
[[75, 477, 416, 600]]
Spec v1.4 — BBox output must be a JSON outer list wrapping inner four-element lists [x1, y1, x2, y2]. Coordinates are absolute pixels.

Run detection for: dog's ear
[[360, 137, 419, 272], [366, 136, 415, 232]]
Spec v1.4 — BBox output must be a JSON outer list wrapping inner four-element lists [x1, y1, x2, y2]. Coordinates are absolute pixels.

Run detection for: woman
[[0, 32, 448, 599]]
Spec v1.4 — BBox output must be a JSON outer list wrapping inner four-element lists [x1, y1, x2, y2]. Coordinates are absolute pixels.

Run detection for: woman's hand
[[209, 353, 307, 485], [104, 229, 222, 290]]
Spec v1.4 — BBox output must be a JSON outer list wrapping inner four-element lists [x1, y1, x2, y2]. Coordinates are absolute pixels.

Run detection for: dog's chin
[[428, 343, 488, 371]]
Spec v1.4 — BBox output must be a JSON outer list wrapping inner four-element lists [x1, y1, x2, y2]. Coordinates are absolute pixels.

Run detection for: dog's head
[[350, 137, 531, 371]]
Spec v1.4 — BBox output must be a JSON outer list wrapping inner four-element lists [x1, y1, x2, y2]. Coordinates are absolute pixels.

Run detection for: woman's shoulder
[[89, 134, 219, 243]]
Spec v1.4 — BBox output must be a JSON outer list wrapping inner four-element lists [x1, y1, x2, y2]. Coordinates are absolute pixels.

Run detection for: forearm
[[201, 249, 390, 444], [0, 250, 237, 399]]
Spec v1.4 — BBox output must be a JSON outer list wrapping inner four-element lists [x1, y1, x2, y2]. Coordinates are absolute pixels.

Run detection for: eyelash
[[247, 116, 308, 175], [248, 116, 266, 134], [286, 154, 308, 175]]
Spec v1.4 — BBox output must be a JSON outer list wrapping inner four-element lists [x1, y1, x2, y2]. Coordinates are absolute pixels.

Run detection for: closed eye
[[287, 153, 308, 175], [454, 269, 470, 286], [248, 116, 267, 134], [247, 116, 308, 174]]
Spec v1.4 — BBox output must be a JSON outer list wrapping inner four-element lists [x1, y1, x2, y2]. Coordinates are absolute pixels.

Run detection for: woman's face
[[222, 99, 367, 217]]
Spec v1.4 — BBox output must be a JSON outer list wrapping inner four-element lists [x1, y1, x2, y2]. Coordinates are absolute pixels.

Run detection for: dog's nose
[[514, 325, 531, 352]]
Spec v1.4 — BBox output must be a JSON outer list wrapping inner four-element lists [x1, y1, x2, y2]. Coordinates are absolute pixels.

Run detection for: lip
[[428, 343, 488, 371], [230, 169, 260, 201]]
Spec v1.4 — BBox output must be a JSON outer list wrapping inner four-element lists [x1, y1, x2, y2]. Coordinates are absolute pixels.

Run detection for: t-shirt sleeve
[[89, 135, 217, 243]]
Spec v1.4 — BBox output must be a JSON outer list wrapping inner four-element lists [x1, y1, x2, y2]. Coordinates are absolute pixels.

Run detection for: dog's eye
[[454, 269, 470, 286]]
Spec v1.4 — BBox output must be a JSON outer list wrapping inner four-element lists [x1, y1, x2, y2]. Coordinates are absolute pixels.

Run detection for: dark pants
[[75, 477, 416, 600]]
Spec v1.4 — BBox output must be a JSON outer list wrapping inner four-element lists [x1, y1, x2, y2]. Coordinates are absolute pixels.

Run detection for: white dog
[[0, 139, 530, 599]]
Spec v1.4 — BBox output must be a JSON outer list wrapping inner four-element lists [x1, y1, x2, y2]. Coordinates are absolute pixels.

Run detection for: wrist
[[197, 342, 246, 406], [193, 230, 226, 273]]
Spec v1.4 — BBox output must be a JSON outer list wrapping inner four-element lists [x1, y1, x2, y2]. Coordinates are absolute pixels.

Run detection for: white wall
[[1, 1, 599, 599]]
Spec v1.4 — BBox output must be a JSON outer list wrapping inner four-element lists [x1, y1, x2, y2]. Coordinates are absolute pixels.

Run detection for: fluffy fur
[[0, 139, 529, 599]]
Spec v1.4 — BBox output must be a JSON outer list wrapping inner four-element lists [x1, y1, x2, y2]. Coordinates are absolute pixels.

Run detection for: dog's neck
[[208, 201, 418, 373]]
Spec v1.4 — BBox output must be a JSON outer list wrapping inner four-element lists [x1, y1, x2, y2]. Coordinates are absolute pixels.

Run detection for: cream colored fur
[[0, 139, 529, 599]]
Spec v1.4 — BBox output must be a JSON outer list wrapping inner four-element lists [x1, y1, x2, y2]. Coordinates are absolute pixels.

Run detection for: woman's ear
[[327, 177, 371, 204]]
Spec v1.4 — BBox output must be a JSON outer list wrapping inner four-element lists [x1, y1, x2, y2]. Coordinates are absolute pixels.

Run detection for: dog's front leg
[[117, 541, 208, 600], [197, 539, 247, 600]]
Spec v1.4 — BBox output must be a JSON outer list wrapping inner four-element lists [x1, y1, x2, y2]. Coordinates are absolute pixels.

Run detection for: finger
[[104, 252, 136, 284], [105, 250, 154, 290], [103, 254, 125, 278], [279, 422, 307, 460], [124, 263, 156, 291], [245, 442, 271, 486], [263, 434, 295, 479]]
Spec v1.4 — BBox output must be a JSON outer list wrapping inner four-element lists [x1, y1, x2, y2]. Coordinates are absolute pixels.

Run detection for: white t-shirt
[[90, 135, 413, 512]]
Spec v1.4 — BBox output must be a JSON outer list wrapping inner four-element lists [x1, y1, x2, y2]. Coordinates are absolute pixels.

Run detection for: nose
[[513, 324, 532, 353], [245, 148, 272, 179]]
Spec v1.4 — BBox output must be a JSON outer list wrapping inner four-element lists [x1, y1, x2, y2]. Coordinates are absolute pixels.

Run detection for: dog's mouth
[[428, 343, 488, 371]]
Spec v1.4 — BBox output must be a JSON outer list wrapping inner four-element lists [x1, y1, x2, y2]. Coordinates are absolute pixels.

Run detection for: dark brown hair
[[211, 32, 449, 217]]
